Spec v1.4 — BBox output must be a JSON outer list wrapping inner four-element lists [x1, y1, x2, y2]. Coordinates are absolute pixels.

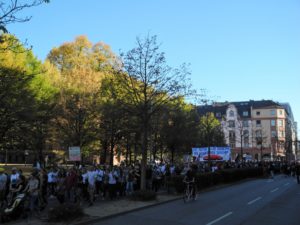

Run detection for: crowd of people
[[0, 160, 299, 219], [0, 162, 177, 218]]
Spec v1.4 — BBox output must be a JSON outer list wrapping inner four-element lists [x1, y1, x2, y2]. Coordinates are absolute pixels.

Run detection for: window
[[243, 130, 249, 137], [256, 111, 260, 116], [229, 131, 235, 148], [243, 120, 249, 127], [256, 120, 261, 127], [278, 120, 283, 127], [256, 130, 262, 138], [271, 110, 275, 116], [244, 140, 249, 148], [243, 111, 249, 116], [271, 131, 276, 137], [229, 110, 234, 117], [279, 110, 283, 115], [279, 131, 285, 138], [216, 112, 221, 117], [271, 120, 276, 126], [228, 120, 235, 128]]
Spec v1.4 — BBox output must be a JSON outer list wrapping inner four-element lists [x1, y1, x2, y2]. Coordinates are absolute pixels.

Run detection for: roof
[[197, 100, 282, 118]]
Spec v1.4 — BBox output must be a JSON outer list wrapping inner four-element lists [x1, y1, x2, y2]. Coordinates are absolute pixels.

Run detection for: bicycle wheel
[[183, 188, 189, 203]]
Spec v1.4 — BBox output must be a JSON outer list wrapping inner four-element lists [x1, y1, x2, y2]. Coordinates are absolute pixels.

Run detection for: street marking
[[206, 212, 233, 225], [247, 197, 262, 205], [284, 183, 290, 186], [271, 188, 279, 193]]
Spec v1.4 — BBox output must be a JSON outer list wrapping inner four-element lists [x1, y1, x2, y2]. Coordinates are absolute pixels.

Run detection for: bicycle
[[183, 181, 196, 203]]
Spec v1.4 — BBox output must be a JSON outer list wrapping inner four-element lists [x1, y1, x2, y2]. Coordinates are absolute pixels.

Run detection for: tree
[[253, 127, 268, 161], [47, 36, 118, 159], [198, 112, 225, 166], [0, 0, 49, 52], [160, 99, 199, 163], [118, 35, 192, 190], [0, 0, 49, 26], [0, 34, 58, 163]]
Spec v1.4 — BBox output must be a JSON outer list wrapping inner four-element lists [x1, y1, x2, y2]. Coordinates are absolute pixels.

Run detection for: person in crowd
[[87, 166, 97, 205], [108, 167, 118, 200], [8, 171, 26, 205], [95, 165, 105, 199], [9, 167, 20, 191], [126, 167, 134, 195], [47, 168, 58, 197], [0, 167, 8, 208], [25, 172, 40, 216], [65, 167, 78, 203], [152, 165, 162, 192], [56, 172, 66, 204]]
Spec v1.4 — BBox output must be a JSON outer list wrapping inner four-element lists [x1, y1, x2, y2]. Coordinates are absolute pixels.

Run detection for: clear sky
[[7, 0, 300, 131]]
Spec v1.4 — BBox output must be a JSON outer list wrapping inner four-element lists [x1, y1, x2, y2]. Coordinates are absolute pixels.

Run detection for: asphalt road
[[92, 175, 300, 225]]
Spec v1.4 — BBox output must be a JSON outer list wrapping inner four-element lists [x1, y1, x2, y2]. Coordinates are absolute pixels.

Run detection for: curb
[[73, 195, 183, 225]]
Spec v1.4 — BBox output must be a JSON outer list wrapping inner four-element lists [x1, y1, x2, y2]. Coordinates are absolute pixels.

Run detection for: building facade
[[198, 100, 298, 161]]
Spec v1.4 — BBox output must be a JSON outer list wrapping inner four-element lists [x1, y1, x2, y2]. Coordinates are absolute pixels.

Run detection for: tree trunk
[[171, 146, 175, 164], [125, 137, 129, 163], [101, 140, 108, 164], [109, 143, 114, 166], [140, 118, 148, 191]]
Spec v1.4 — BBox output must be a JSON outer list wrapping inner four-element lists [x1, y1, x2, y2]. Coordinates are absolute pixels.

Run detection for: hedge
[[171, 168, 263, 193]]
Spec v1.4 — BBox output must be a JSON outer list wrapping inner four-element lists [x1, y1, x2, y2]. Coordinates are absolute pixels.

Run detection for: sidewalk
[[7, 192, 181, 225]]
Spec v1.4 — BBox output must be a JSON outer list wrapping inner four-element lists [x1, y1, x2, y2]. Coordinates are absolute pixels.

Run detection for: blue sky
[[7, 0, 300, 130]]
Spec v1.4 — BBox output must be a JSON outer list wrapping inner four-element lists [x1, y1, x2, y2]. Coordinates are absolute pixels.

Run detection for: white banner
[[192, 147, 231, 161], [69, 146, 81, 161]]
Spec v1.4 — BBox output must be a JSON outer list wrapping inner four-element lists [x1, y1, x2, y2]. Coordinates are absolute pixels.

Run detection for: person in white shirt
[[9, 167, 20, 190], [87, 167, 97, 205], [95, 166, 105, 198], [48, 168, 58, 197], [108, 167, 118, 200]]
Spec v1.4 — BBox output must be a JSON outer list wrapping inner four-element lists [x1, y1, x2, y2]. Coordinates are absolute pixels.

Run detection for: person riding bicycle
[[183, 167, 196, 200]]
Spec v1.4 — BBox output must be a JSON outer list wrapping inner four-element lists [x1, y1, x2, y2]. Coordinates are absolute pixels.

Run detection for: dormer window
[[216, 112, 221, 117], [243, 111, 249, 116]]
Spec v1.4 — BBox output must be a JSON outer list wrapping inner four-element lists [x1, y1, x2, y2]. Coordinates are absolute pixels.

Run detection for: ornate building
[[198, 100, 298, 161]]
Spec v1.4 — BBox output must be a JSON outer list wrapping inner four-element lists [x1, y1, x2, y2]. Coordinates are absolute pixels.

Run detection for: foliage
[[198, 112, 225, 147], [47, 36, 118, 153]]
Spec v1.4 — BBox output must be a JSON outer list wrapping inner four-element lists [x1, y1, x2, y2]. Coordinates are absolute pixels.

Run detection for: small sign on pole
[[69, 146, 81, 161]]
